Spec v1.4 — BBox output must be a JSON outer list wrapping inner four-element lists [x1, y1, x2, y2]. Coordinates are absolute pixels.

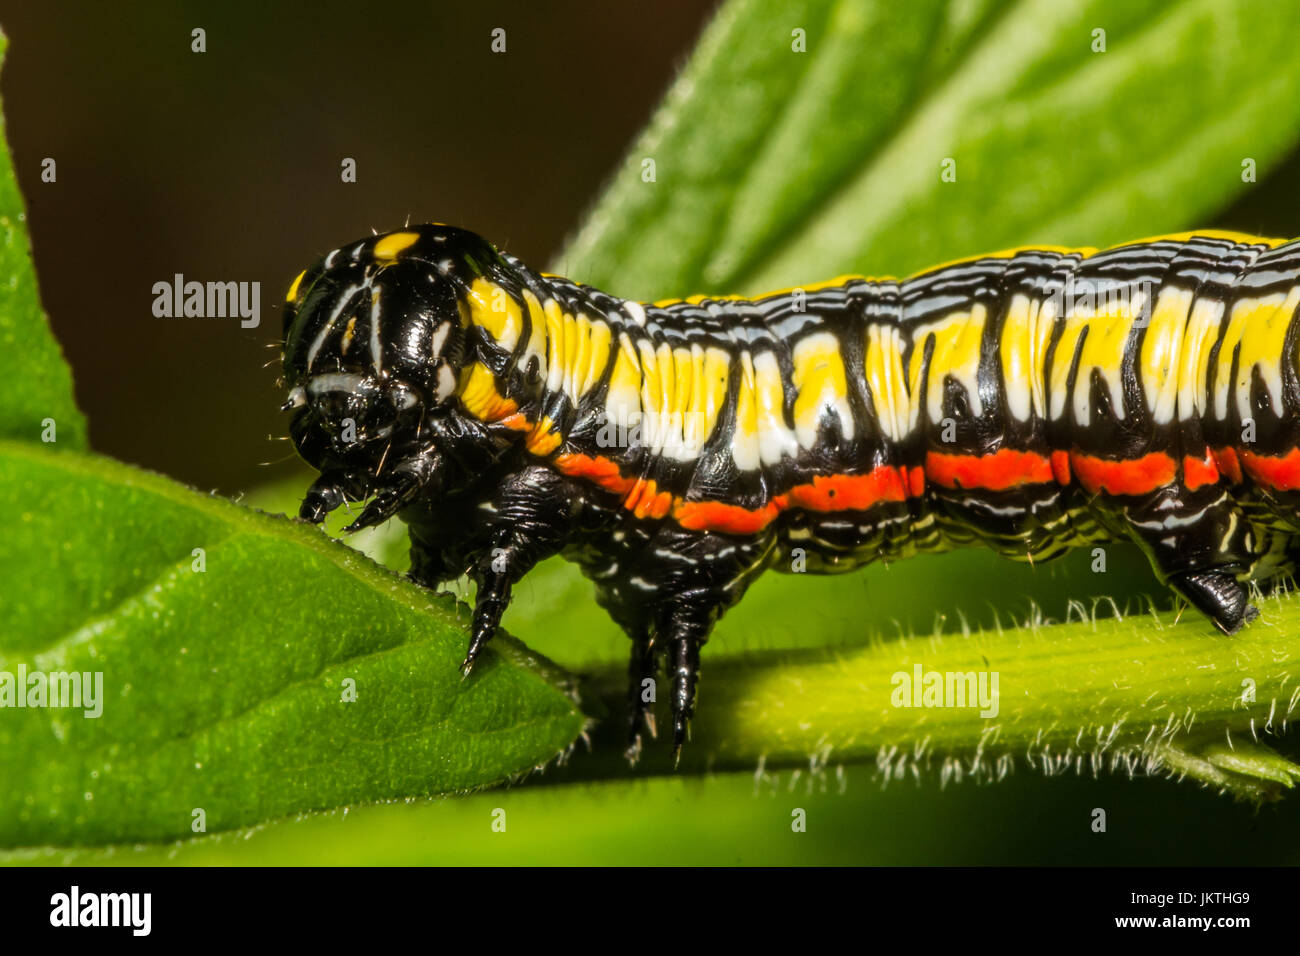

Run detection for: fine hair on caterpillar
[[281, 223, 1300, 760]]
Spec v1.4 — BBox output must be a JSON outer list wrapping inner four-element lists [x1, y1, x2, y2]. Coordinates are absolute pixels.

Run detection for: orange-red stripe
[[786, 469, 909, 512], [1240, 447, 1300, 491], [673, 498, 786, 535], [1070, 450, 1176, 496], [625, 478, 674, 520], [1182, 448, 1220, 491], [1213, 446, 1243, 485], [925, 448, 1054, 491], [674, 465, 917, 534], [1050, 449, 1071, 486], [554, 452, 634, 496], [555, 435, 1287, 533]]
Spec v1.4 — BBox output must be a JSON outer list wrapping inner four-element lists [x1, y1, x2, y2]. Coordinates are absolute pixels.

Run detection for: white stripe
[[624, 300, 647, 327], [369, 287, 384, 373], [306, 283, 362, 371]]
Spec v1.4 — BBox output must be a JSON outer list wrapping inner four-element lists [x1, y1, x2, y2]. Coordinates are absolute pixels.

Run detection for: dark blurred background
[[0, 0, 717, 493]]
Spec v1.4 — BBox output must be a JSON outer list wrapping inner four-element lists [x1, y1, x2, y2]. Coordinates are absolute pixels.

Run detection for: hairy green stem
[[578, 590, 1300, 799]]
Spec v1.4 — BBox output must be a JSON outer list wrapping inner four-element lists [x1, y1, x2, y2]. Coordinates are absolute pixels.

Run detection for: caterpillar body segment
[[282, 224, 1300, 758]]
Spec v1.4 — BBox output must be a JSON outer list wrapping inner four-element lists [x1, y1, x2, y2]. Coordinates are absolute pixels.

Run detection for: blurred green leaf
[[8, 759, 1300, 866], [0, 32, 87, 448], [0, 442, 586, 847], [559, 0, 1300, 298]]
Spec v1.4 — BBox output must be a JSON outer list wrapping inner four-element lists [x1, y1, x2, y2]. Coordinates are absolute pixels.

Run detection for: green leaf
[[559, 0, 1300, 298], [242, 473, 414, 575], [0, 442, 586, 848], [0, 31, 87, 449]]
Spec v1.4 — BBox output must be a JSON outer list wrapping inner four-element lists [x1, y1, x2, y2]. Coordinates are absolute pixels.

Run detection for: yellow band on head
[[372, 231, 421, 263]]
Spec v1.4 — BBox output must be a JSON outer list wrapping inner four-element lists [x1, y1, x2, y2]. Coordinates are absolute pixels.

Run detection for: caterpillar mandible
[[281, 224, 1300, 758]]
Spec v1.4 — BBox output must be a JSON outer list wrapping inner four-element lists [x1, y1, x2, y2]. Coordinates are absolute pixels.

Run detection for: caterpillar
[[281, 224, 1300, 758]]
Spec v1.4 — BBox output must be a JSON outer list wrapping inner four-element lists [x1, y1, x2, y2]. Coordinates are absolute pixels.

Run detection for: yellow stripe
[[701, 346, 730, 450], [457, 362, 516, 422], [751, 274, 879, 300], [1049, 291, 1141, 425], [999, 295, 1036, 422], [864, 323, 909, 439], [581, 320, 612, 396], [467, 278, 522, 350], [648, 235, 1294, 314], [731, 351, 760, 470], [909, 307, 987, 424], [604, 332, 642, 430], [792, 332, 853, 448], [373, 231, 420, 262], [1140, 287, 1193, 424], [524, 416, 562, 455], [1176, 298, 1225, 421], [753, 351, 798, 465], [543, 299, 567, 397], [286, 269, 306, 303], [1216, 288, 1300, 421], [521, 289, 548, 382]]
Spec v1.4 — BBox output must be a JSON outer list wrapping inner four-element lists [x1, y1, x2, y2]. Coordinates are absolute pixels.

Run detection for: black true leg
[[299, 473, 347, 523], [463, 561, 512, 675], [342, 457, 438, 532], [342, 475, 420, 532], [658, 604, 709, 763], [300, 458, 433, 528], [594, 527, 772, 762], [670, 633, 702, 762], [625, 627, 658, 761], [459, 468, 577, 674]]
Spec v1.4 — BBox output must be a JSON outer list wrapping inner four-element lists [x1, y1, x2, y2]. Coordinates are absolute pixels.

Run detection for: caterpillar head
[[280, 224, 502, 523]]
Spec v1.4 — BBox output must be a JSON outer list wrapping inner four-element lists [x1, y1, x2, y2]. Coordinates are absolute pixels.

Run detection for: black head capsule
[[280, 224, 502, 523]]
